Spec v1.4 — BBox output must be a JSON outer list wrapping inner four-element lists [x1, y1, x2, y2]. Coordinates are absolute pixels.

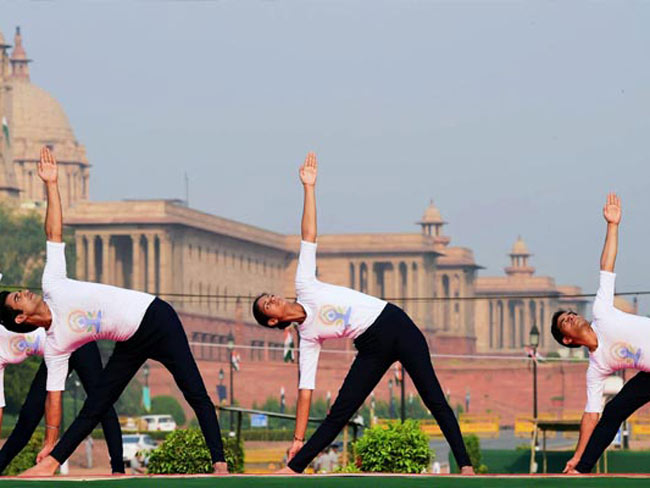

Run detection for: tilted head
[[252, 293, 293, 329], [0, 290, 42, 333], [551, 309, 590, 348]]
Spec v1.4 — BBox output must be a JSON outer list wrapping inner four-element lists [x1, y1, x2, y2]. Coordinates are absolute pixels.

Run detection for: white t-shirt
[[0, 326, 46, 407], [585, 271, 650, 412], [295, 241, 387, 390], [42, 241, 155, 391]]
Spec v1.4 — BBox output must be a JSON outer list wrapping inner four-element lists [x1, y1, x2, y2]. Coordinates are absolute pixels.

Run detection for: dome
[[9, 80, 88, 164], [510, 236, 530, 256], [419, 200, 444, 224]]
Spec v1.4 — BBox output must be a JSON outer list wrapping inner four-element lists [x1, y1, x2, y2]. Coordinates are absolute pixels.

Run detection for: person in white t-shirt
[[0, 322, 124, 473], [551, 193, 649, 474], [3, 147, 228, 477], [252, 153, 474, 474]]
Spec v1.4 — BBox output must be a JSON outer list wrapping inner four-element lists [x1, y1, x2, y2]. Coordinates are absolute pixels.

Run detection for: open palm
[[603, 192, 621, 224], [299, 152, 317, 186], [37, 146, 58, 183]]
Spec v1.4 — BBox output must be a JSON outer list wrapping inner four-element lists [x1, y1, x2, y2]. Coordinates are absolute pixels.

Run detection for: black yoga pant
[[0, 342, 124, 473], [288, 303, 472, 473], [576, 371, 650, 473], [50, 298, 224, 466]]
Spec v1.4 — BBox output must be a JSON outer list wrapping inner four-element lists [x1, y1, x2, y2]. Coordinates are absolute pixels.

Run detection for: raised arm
[[38, 147, 63, 243], [600, 193, 620, 272], [299, 152, 317, 243]]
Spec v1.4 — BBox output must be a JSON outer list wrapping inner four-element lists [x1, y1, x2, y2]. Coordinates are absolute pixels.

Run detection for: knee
[[601, 401, 626, 426], [78, 396, 110, 420]]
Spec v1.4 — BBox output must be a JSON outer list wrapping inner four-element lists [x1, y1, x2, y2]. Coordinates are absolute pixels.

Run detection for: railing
[[215, 405, 364, 444]]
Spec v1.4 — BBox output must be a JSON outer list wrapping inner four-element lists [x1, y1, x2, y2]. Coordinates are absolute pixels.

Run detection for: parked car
[[122, 434, 157, 468], [140, 414, 177, 432]]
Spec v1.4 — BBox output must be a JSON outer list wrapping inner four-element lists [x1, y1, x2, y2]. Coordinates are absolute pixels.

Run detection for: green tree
[[3, 357, 41, 416], [151, 395, 186, 426], [0, 202, 76, 288], [114, 377, 145, 417]]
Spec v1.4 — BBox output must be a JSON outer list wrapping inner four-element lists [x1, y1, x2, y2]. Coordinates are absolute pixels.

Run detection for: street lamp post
[[399, 366, 405, 423], [388, 378, 394, 419], [227, 332, 235, 430], [529, 324, 540, 420]]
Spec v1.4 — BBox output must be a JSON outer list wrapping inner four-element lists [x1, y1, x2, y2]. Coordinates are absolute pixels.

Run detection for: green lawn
[[2, 476, 650, 488]]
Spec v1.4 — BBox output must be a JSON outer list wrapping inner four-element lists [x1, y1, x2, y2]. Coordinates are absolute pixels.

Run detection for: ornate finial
[[10, 26, 31, 81]]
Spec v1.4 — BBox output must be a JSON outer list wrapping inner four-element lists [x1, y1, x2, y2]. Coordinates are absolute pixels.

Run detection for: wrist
[[293, 435, 304, 442]]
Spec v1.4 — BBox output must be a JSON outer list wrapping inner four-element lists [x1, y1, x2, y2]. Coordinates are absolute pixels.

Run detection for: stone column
[[87, 234, 96, 282], [75, 234, 86, 281], [147, 234, 156, 294], [411, 262, 420, 325], [159, 232, 173, 300], [132, 234, 142, 291], [101, 235, 111, 285], [109, 236, 117, 286]]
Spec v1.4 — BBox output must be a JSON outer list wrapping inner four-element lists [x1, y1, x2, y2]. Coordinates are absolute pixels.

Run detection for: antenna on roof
[[184, 171, 189, 207]]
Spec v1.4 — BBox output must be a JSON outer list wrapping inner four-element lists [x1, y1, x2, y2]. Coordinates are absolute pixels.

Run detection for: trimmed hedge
[[147, 428, 244, 474], [355, 420, 432, 473]]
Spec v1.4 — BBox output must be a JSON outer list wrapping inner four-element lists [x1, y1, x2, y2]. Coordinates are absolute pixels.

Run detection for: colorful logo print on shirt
[[9, 334, 41, 356], [319, 305, 352, 328], [611, 342, 642, 368], [68, 310, 103, 334]]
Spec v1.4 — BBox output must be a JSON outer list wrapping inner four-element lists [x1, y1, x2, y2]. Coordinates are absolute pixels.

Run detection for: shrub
[[147, 428, 243, 474], [463, 434, 488, 473], [355, 420, 432, 473], [3, 430, 43, 475], [150, 395, 186, 426]]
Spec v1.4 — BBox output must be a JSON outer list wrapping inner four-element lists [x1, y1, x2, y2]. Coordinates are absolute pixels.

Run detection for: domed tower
[[417, 200, 450, 247], [6, 26, 89, 210], [505, 236, 535, 277]]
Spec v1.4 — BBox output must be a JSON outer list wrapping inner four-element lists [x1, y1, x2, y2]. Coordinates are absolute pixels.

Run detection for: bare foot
[[460, 465, 476, 475], [566, 469, 581, 475], [275, 466, 298, 475], [213, 461, 229, 474], [19, 456, 60, 477]]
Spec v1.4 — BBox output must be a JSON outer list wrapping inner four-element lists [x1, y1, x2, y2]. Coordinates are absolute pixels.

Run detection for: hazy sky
[[3, 1, 649, 311]]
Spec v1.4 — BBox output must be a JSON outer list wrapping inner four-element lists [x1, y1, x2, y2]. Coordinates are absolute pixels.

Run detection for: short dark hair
[[551, 309, 580, 349], [252, 293, 292, 330], [0, 291, 38, 334]]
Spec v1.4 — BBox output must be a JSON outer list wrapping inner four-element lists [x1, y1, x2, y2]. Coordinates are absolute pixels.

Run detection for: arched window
[[349, 263, 356, 289]]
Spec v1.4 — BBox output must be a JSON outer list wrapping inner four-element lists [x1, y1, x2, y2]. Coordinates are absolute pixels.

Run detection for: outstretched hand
[[299, 152, 317, 187], [38, 146, 58, 183], [603, 192, 621, 225]]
